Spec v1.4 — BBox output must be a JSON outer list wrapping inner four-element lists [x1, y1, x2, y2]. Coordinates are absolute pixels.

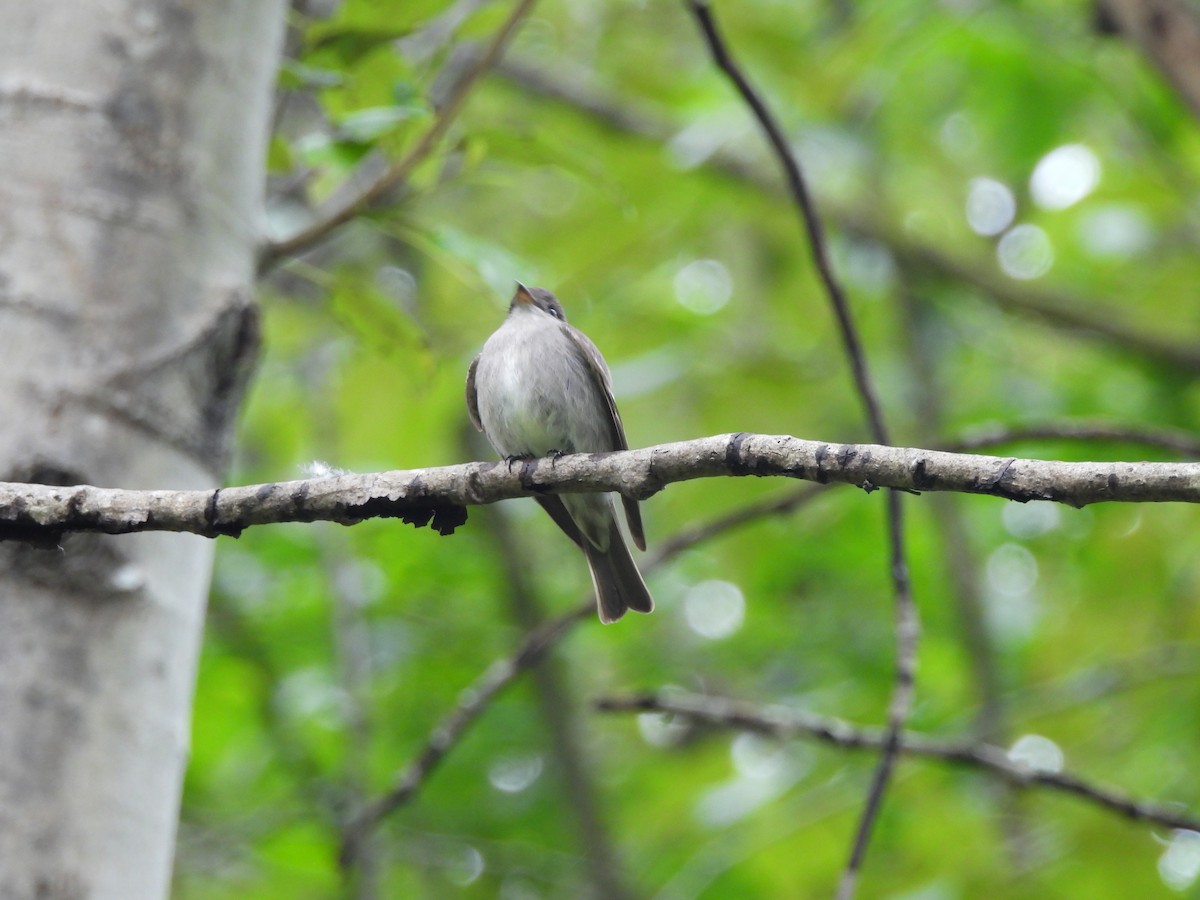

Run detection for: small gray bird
[[466, 284, 653, 624]]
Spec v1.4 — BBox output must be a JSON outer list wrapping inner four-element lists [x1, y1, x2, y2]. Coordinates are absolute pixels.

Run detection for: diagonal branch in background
[[318, 429, 1196, 867], [4, 433, 1200, 542], [646, 483, 828, 564], [684, 6, 915, 897], [339, 469, 831, 859], [339, 604, 590, 867], [594, 691, 1200, 834], [870, 221, 1200, 376], [492, 58, 1200, 376], [333, 426, 1200, 856], [258, 0, 538, 270]]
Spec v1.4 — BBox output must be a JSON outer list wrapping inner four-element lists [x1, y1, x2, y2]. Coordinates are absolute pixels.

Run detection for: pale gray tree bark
[[0, 2, 286, 898]]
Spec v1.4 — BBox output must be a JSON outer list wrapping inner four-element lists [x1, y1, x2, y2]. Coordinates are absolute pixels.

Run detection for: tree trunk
[[0, 2, 285, 897]]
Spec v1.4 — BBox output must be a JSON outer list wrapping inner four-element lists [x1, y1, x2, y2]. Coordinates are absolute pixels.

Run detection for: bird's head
[[511, 283, 567, 321]]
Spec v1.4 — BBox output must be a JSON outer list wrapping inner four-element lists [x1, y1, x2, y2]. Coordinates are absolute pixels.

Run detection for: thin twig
[[331, 433, 1200, 859], [684, 5, 916, 896], [645, 483, 828, 565], [338, 603, 589, 867], [945, 422, 1200, 458], [879, 226, 1200, 375], [594, 691, 1200, 834], [259, 0, 538, 270], [686, 4, 888, 442]]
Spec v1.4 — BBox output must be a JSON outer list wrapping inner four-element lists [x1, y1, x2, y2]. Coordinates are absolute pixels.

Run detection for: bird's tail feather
[[583, 519, 654, 624]]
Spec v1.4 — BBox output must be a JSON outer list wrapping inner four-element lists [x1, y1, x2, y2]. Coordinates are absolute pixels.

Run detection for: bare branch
[[946, 421, 1200, 458], [645, 483, 827, 564], [686, 2, 889, 444], [334, 440, 1192, 861], [258, 0, 538, 270], [4, 433, 1200, 542], [684, 5, 915, 894], [594, 691, 1200, 834], [339, 604, 590, 866], [874, 221, 1200, 375], [339, 467, 830, 854]]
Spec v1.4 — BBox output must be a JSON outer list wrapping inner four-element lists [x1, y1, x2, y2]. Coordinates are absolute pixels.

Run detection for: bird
[[466, 283, 653, 624]]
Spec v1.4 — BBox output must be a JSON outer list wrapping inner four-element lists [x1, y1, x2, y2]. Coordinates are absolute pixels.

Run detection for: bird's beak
[[512, 282, 535, 306]]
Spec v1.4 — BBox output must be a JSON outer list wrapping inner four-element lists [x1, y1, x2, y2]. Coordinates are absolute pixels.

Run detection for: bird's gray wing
[[561, 323, 647, 551], [536, 495, 585, 548], [465, 354, 483, 432]]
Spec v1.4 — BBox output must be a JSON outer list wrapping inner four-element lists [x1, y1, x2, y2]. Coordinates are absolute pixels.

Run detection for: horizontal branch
[[595, 692, 1200, 834], [2, 433, 1199, 541]]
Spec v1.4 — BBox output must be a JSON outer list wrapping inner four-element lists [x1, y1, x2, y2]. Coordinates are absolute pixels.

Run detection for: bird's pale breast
[[476, 310, 612, 458]]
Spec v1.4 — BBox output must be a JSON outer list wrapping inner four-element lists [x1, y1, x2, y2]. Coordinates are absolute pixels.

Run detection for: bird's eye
[[547, 305, 562, 320]]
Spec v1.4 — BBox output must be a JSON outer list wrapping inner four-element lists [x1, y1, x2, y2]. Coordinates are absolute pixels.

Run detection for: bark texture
[[0, 2, 285, 897], [1, 434, 1198, 544]]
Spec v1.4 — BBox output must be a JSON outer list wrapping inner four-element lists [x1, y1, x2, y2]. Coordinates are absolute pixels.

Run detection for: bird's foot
[[503, 453, 535, 473]]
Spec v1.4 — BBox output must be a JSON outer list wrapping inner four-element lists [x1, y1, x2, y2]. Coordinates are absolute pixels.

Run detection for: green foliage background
[[177, 1, 1200, 897]]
